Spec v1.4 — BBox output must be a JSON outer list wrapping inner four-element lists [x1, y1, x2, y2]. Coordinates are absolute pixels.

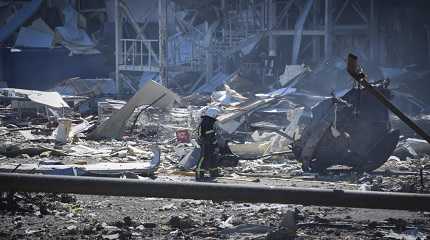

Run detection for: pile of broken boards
[[0, 76, 429, 180], [180, 71, 430, 175], [0, 80, 182, 178]]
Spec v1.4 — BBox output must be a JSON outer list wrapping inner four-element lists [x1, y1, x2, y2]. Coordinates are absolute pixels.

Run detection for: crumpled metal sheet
[[293, 86, 400, 172]]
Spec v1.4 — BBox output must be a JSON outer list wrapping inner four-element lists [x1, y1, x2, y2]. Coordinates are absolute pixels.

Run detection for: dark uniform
[[196, 115, 220, 179]]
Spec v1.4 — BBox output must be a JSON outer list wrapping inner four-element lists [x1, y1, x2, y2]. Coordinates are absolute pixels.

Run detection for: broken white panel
[[27, 91, 69, 108], [228, 142, 271, 159], [52, 119, 92, 143], [255, 87, 296, 99], [404, 138, 430, 156], [279, 64, 308, 86], [0, 146, 161, 176], [264, 134, 291, 155], [69, 145, 112, 157], [1, 88, 69, 109], [217, 98, 274, 124], [211, 85, 248, 107], [55, 4, 99, 55], [89, 80, 181, 139], [55, 118, 72, 144]]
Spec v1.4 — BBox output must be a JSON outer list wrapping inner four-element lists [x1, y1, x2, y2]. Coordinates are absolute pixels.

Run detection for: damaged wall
[[4, 48, 111, 90]]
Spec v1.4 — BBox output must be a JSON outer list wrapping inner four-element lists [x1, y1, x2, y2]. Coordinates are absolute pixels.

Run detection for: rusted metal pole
[[1, 173, 429, 211], [347, 54, 430, 144]]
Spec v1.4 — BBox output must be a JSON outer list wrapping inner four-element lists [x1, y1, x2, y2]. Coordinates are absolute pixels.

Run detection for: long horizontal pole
[[1, 173, 429, 211]]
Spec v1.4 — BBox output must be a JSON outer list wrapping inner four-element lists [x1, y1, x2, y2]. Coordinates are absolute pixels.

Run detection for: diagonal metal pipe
[[0, 173, 429, 211]]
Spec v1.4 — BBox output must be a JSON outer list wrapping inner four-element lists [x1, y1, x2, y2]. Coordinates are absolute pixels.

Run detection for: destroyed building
[[1, 0, 430, 239]]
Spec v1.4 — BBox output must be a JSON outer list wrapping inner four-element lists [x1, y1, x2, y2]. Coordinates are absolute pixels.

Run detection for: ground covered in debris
[[1, 100, 430, 239], [1, 126, 430, 240], [1, 60, 430, 239], [1, 179, 429, 240]]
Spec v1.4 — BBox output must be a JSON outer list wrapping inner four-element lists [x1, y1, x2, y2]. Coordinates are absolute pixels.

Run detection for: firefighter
[[196, 106, 222, 180]]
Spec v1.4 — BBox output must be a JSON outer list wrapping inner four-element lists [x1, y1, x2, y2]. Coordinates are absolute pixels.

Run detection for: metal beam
[[158, 0, 168, 86], [369, 0, 378, 60], [312, 1, 321, 61], [292, 0, 315, 64], [1, 173, 430, 211], [274, 0, 296, 30], [347, 54, 430, 145], [268, 0, 276, 56], [334, 0, 350, 24], [114, 0, 121, 94], [324, 0, 333, 59], [272, 30, 325, 36]]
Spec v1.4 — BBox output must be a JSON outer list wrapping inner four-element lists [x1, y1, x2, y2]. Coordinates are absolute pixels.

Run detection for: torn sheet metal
[[89, 80, 181, 139], [53, 78, 116, 96], [0, 0, 43, 42], [0, 88, 69, 109], [279, 64, 309, 86], [0, 146, 160, 177], [15, 18, 54, 48], [178, 146, 201, 170], [195, 72, 237, 94], [211, 84, 248, 106], [293, 86, 400, 172], [97, 100, 126, 123], [216, 98, 275, 134], [394, 138, 430, 159], [55, 4, 100, 55], [217, 117, 246, 135], [256, 87, 296, 98], [52, 119, 93, 143]]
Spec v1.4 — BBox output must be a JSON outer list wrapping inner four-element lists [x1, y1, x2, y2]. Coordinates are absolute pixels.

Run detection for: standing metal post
[[312, 0, 321, 62], [114, 0, 120, 94], [158, 0, 168, 87], [369, 0, 378, 61], [268, 0, 277, 57], [324, 0, 333, 59]]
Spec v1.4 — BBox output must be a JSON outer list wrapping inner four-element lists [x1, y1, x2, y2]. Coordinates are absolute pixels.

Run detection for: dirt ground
[[1, 171, 429, 240]]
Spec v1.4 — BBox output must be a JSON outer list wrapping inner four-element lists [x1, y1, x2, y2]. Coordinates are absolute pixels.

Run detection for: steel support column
[[324, 0, 333, 59], [268, 0, 277, 56], [114, 0, 121, 94], [1, 173, 429, 211], [158, 0, 168, 87], [369, 0, 378, 61]]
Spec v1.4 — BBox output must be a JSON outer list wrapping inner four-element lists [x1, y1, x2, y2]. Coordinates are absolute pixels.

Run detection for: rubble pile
[[0, 56, 430, 238]]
